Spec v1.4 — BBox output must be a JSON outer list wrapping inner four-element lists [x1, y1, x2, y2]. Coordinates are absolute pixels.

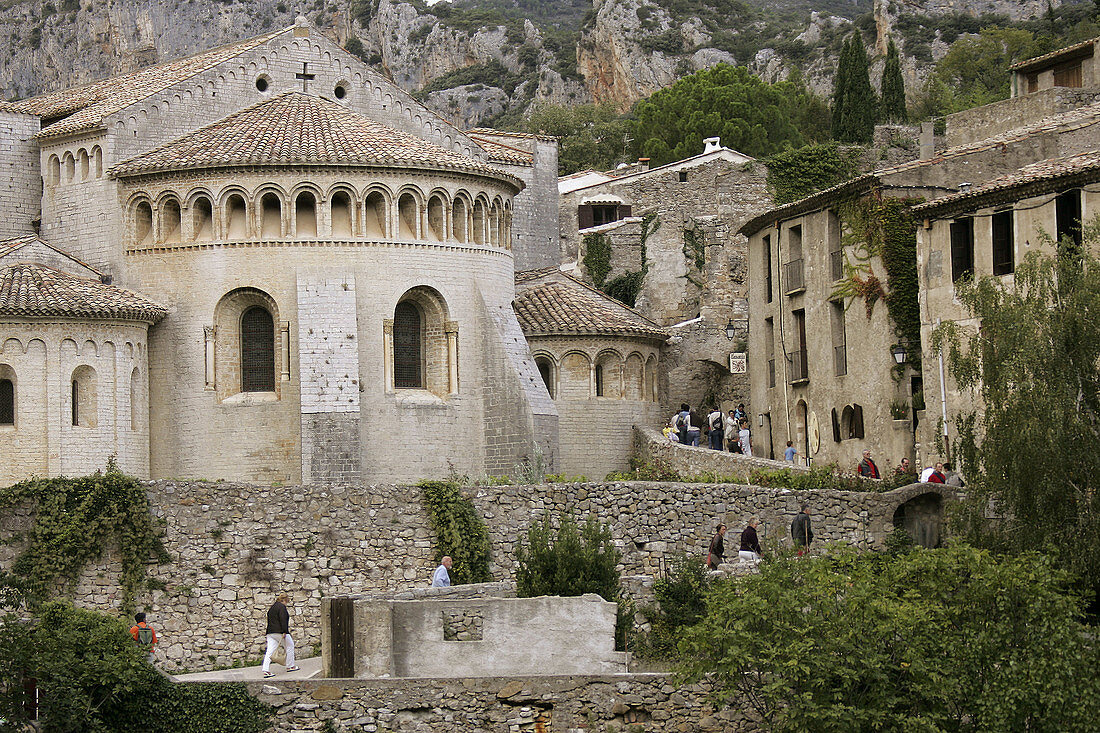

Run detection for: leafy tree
[[764, 142, 859, 205], [932, 241, 1100, 600], [880, 37, 906, 122], [634, 554, 710, 659], [630, 64, 824, 166], [679, 545, 1100, 731], [831, 33, 877, 143], [524, 103, 632, 175], [419, 480, 491, 585], [515, 512, 620, 599]]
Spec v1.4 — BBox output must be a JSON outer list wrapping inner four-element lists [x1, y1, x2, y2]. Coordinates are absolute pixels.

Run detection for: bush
[[419, 480, 491, 584], [634, 554, 711, 659], [679, 545, 1100, 731]]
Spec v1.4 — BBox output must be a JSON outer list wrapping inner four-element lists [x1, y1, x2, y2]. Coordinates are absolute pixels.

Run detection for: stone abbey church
[[0, 20, 666, 486]]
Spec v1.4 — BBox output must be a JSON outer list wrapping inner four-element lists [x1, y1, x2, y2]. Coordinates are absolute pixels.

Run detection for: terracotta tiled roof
[[0, 263, 167, 323], [0, 101, 30, 115], [110, 92, 519, 185], [13, 28, 288, 138], [913, 149, 1100, 218], [467, 128, 558, 142], [467, 133, 533, 166], [513, 269, 667, 340], [0, 234, 100, 274], [1010, 37, 1098, 72]]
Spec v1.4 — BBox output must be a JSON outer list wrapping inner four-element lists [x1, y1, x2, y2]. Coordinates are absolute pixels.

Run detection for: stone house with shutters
[[0, 19, 574, 486], [513, 267, 667, 478]]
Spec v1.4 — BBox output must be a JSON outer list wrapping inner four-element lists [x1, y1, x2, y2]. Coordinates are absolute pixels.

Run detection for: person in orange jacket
[[130, 612, 158, 663]]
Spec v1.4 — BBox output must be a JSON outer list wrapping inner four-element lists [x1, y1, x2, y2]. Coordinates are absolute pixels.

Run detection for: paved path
[[172, 654, 323, 682]]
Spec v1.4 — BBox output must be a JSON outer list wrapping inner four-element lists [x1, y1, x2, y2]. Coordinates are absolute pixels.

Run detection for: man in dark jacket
[[791, 505, 813, 549], [857, 449, 880, 478], [707, 524, 727, 569], [262, 593, 299, 677], [739, 518, 763, 560]]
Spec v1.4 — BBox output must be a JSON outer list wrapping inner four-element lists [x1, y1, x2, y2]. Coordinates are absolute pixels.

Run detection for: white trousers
[[262, 632, 295, 672], [738, 550, 760, 562]]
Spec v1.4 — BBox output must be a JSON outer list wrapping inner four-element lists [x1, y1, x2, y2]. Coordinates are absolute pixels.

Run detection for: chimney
[[919, 121, 935, 160], [703, 137, 721, 154], [957, 182, 972, 193], [637, 157, 650, 172]]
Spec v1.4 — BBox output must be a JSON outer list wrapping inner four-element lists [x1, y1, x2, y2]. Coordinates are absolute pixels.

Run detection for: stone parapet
[[634, 426, 809, 481]]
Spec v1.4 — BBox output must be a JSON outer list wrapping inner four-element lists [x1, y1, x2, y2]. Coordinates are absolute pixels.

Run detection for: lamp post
[[725, 319, 736, 340], [891, 343, 908, 365]]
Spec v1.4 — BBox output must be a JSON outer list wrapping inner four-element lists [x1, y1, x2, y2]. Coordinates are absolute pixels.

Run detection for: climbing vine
[[682, 221, 706, 270], [602, 212, 659, 307], [0, 461, 170, 610], [418, 480, 491, 585], [582, 232, 611, 287], [832, 195, 923, 375], [764, 142, 861, 205]]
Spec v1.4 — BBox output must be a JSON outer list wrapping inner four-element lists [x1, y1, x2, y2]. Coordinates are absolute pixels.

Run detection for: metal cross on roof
[[296, 62, 315, 92]]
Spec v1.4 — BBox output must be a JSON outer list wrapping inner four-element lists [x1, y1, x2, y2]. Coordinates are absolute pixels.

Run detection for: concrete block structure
[[321, 583, 626, 678], [514, 268, 667, 478], [0, 19, 570, 485]]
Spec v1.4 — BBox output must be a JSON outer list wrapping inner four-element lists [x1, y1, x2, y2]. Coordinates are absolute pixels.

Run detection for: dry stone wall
[[0, 478, 950, 673]]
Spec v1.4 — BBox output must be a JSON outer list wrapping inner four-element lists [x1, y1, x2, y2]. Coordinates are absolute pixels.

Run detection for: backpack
[[676, 412, 688, 429], [711, 414, 723, 430], [136, 624, 154, 649]]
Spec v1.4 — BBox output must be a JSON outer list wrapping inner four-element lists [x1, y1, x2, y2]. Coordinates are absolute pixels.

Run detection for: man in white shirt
[[431, 556, 453, 587], [707, 407, 724, 450]]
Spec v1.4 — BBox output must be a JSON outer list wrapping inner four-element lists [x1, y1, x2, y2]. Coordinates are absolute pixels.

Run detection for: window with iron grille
[[241, 306, 275, 392], [394, 301, 423, 388], [0, 378, 13, 425]]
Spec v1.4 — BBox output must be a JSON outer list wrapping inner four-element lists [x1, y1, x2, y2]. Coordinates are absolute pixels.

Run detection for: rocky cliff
[[0, 0, 1070, 127]]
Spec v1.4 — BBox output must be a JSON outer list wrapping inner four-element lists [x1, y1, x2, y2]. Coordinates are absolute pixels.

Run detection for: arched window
[[93, 147, 103, 178], [260, 192, 282, 238], [840, 405, 853, 439], [0, 376, 13, 425], [398, 193, 418, 239], [63, 152, 75, 183], [472, 199, 486, 244], [452, 198, 468, 243], [594, 363, 605, 397], [161, 197, 182, 243], [427, 195, 445, 242], [79, 149, 89, 180], [295, 191, 317, 238], [595, 352, 621, 398], [134, 201, 153, 246], [331, 191, 353, 237], [192, 196, 214, 241], [240, 306, 275, 392], [393, 301, 423, 388], [364, 191, 386, 238], [226, 194, 248, 239], [70, 365, 97, 427], [535, 356, 555, 399], [47, 155, 60, 187]]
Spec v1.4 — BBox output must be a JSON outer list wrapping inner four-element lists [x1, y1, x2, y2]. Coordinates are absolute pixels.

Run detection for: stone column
[[280, 321, 291, 382], [383, 319, 394, 393], [203, 326, 215, 390], [445, 320, 459, 394]]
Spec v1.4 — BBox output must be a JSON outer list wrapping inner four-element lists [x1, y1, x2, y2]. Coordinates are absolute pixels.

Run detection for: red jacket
[[928, 471, 946, 484], [130, 622, 157, 652]]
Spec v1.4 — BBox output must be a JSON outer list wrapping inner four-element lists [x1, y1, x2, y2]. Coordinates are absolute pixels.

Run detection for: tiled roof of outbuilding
[[110, 92, 520, 186], [467, 133, 534, 166], [1009, 37, 1098, 72], [513, 269, 667, 340], [0, 100, 29, 114], [913, 149, 1100, 218], [13, 29, 288, 138], [0, 263, 167, 323]]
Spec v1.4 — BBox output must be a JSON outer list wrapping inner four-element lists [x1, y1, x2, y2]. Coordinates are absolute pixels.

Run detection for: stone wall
[[0, 109, 40, 239], [634, 426, 809, 482], [0, 478, 953, 673], [947, 87, 1100, 147], [246, 673, 754, 732]]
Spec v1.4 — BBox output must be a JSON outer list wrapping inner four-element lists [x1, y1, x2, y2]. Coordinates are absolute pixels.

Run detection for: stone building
[[514, 267, 667, 478], [1010, 36, 1100, 98], [912, 150, 1100, 456], [558, 138, 770, 419], [0, 20, 565, 485]]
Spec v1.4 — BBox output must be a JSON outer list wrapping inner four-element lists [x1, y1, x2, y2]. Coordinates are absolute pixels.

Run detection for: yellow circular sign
[[809, 411, 821, 454]]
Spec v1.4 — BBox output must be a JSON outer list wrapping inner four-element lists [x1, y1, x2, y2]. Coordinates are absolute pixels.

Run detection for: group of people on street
[[666, 403, 752, 455], [707, 505, 815, 569], [855, 450, 965, 487]]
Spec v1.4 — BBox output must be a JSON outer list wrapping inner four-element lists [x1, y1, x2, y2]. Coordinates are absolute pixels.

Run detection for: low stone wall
[[634, 426, 808, 480], [245, 673, 756, 731], [0, 478, 954, 673]]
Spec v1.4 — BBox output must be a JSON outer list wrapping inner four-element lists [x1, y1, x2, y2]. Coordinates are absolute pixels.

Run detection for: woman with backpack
[[130, 612, 157, 663]]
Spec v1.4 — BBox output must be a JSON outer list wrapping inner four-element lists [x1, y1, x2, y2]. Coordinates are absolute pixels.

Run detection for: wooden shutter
[[394, 302, 423, 389], [577, 204, 594, 229], [618, 204, 632, 219], [0, 379, 13, 425], [831, 408, 840, 443], [853, 404, 865, 439], [241, 306, 275, 392]]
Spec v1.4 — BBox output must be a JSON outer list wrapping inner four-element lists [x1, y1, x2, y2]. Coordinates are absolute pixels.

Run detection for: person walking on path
[[784, 441, 797, 463], [927, 462, 947, 484], [707, 524, 727, 569], [707, 407, 724, 450], [725, 410, 740, 452], [894, 457, 912, 476], [130, 612, 157, 663], [943, 462, 965, 487], [791, 505, 813, 550], [432, 556, 453, 587], [675, 403, 691, 444], [686, 408, 702, 446], [262, 593, 298, 678], [857, 449, 880, 478], [738, 421, 751, 456], [739, 518, 763, 561]]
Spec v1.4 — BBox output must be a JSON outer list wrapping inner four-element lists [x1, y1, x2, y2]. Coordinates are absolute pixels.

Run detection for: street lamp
[[725, 319, 737, 339], [891, 343, 908, 365]]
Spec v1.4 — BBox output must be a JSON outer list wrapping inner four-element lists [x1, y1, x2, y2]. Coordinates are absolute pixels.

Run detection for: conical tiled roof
[[0, 263, 167, 323], [111, 92, 519, 186], [514, 269, 667, 340]]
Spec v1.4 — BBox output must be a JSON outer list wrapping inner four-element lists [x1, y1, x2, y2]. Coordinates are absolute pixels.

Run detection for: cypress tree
[[881, 37, 907, 122], [831, 35, 852, 141], [834, 33, 877, 143]]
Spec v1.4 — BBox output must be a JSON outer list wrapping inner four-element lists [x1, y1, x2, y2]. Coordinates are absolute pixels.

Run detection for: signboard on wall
[[729, 352, 747, 374]]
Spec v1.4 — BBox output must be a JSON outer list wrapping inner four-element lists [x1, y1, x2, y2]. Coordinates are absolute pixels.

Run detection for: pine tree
[[881, 37, 907, 122], [832, 33, 878, 143]]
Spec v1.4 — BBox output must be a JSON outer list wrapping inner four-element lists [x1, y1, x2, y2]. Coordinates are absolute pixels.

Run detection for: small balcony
[[834, 345, 847, 376], [787, 349, 809, 384], [784, 258, 805, 294], [830, 250, 844, 281]]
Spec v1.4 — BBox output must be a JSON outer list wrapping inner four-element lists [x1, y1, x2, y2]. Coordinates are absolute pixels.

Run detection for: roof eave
[[915, 167, 1100, 220], [740, 175, 879, 237]]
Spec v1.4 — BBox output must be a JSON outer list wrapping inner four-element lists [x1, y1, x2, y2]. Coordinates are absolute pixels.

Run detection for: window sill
[[221, 391, 278, 406], [393, 389, 448, 407]]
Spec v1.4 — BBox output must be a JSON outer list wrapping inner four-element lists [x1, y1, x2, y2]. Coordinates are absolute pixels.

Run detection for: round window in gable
[[255, 75, 270, 93], [334, 83, 348, 100]]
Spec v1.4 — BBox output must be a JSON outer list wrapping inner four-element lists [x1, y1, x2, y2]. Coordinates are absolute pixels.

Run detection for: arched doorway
[[892, 492, 944, 548], [795, 399, 809, 465]]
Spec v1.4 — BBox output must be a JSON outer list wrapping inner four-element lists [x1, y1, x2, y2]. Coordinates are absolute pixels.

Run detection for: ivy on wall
[[832, 195, 923, 375], [582, 232, 611, 287], [682, 222, 705, 270], [419, 480, 491, 585], [603, 212, 659, 307], [0, 461, 169, 610], [764, 143, 860, 205]]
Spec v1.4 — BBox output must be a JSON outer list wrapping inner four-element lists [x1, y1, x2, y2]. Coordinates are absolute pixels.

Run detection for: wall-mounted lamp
[[758, 413, 764, 427], [725, 319, 737, 339], [891, 343, 908, 365]]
